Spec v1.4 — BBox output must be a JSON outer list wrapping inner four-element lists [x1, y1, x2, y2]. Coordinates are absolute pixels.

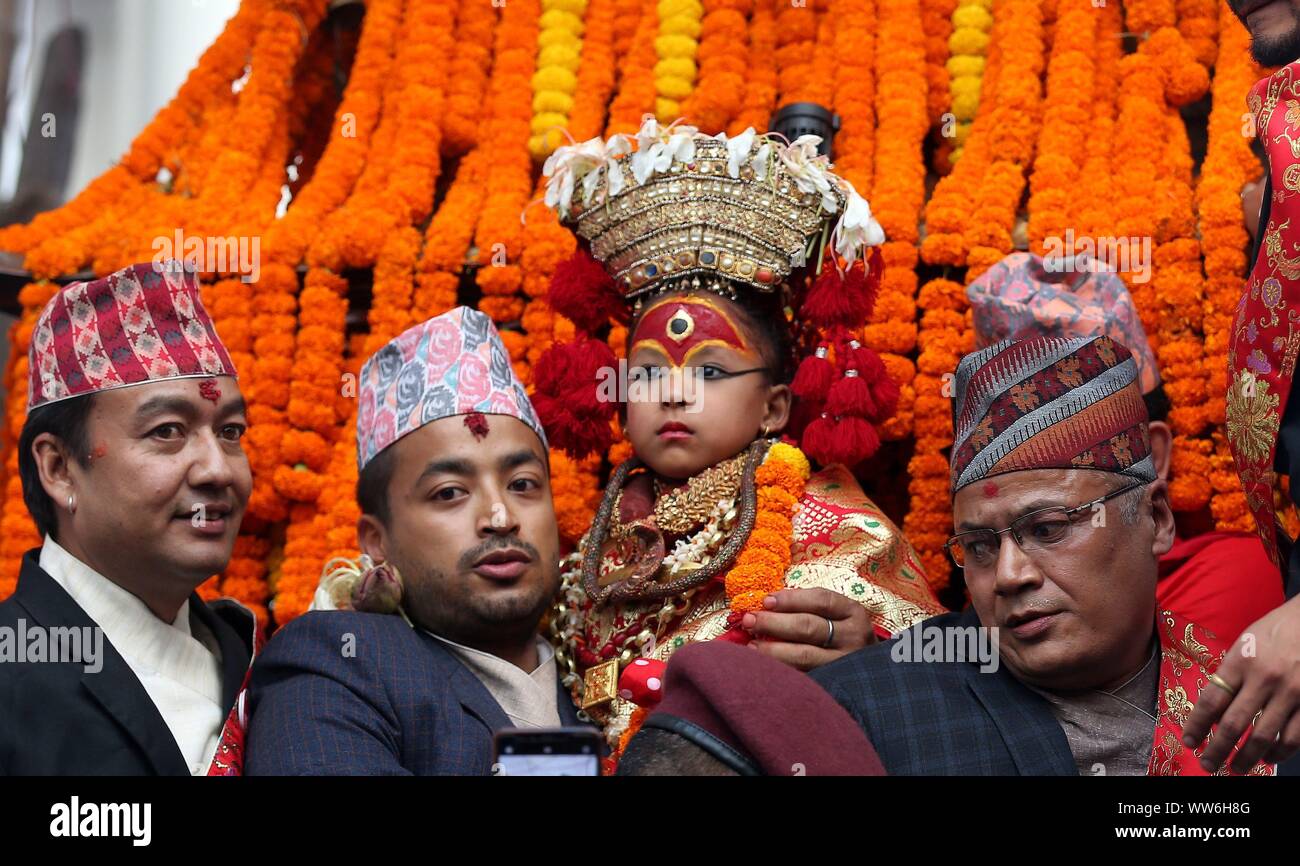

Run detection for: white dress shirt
[[40, 536, 225, 775]]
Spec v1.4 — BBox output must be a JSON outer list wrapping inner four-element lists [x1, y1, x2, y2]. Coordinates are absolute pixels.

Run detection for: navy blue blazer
[[0, 549, 254, 775], [245, 610, 583, 776], [811, 608, 1077, 776]]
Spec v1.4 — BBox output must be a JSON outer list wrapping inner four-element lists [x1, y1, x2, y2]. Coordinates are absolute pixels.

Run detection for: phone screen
[[492, 727, 602, 776]]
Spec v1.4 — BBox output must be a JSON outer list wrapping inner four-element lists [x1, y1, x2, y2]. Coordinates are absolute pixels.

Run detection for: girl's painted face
[[624, 293, 791, 481]]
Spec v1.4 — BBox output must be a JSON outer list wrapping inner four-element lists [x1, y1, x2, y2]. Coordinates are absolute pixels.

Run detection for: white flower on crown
[[779, 134, 840, 213], [832, 186, 887, 266], [630, 115, 698, 184]]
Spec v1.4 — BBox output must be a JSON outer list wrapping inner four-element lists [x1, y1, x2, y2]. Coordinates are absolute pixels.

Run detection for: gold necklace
[[652, 452, 746, 534]]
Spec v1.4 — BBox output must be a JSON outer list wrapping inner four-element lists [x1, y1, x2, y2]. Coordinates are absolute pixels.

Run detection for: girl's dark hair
[[18, 394, 94, 540], [630, 287, 795, 384]]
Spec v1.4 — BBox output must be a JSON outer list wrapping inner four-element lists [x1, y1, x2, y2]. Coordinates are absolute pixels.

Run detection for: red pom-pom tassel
[[548, 249, 627, 335], [800, 413, 882, 467], [531, 336, 618, 458], [791, 348, 836, 403], [825, 372, 877, 418]]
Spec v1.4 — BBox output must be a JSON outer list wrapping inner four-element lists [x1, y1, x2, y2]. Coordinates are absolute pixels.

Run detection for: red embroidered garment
[[1148, 610, 1274, 776], [1228, 61, 1300, 566]]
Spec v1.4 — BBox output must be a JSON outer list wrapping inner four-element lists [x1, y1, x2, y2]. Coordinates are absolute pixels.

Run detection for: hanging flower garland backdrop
[[0, 0, 1279, 622]]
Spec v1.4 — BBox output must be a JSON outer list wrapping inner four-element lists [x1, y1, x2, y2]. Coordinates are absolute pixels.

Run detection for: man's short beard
[[397, 542, 558, 649], [1250, 9, 1300, 65]]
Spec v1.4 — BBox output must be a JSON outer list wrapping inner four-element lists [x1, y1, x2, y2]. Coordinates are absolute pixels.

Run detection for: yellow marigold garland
[[654, 0, 703, 119], [530, 0, 588, 159], [947, 0, 992, 160]]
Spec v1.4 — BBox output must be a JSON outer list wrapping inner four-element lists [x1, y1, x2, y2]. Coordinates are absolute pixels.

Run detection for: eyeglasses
[[944, 481, 1146, 570]]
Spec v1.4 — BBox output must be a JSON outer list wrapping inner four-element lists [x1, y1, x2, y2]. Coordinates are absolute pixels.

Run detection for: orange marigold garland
[[724, 442, 810, 613], [727, 0, 778, 135], [902, 278, 972, 591], [475, 0, 543, 330], [963, 0, 1044, 277], [828, 0, 875, 197], [1027, 0, 1094, 253], [0, 282, 55, 592], [866, 0, 928, 442], [1177, 0, 1219, 67], [773, 0, 825, 107], [1147, 28, 1212, 512], [1199, 3, 1262, 530], [442, 1, 499, 157], [678, 0, 750, 133], [606, 1, 661, 134]]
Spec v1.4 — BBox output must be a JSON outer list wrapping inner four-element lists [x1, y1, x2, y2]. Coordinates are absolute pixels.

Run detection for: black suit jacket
[[811, 609, 1077, 775], [0, 549, 254, 775], [246, 610, 585, 775]]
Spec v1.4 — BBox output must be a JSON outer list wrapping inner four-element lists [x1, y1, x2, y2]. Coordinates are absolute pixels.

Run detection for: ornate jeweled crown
[[541, 116, 885, 300]]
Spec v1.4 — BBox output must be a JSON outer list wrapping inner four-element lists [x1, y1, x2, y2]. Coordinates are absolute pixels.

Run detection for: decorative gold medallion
[[666, 307, 695, 343], [581, 658, 620, 710]]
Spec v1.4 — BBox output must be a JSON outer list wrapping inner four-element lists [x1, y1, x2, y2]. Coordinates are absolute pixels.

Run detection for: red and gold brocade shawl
[[1149, 609, 1275, 776]]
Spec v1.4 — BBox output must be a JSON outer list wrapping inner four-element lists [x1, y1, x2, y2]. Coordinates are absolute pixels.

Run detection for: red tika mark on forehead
[[465, 412, 490, 440], [982, 482, 999, 499], [198, 378, 220, 404]]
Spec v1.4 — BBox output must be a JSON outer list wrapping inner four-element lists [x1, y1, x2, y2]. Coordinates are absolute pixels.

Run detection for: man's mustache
[[458, 535, 541, 571]]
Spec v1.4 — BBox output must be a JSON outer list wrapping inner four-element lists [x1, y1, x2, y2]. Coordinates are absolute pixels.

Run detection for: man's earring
[[66, 493, 76, 514], [761, 425, 771, 439]]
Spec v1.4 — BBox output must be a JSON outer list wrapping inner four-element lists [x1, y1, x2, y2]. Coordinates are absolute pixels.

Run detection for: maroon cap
[[635, 641, 885, 776]]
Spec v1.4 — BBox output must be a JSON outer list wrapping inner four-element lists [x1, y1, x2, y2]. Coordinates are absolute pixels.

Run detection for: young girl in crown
[[533, 117, 945, 759]]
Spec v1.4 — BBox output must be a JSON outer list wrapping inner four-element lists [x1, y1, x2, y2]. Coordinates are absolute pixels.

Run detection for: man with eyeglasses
[[811, 334, 1276, 775]]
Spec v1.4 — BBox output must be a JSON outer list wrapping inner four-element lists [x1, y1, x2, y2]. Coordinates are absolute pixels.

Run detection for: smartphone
[[492, 727, 603, 776]]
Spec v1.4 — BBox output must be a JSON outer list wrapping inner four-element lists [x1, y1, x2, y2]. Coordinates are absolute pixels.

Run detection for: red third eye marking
[[198, 378, 221, 404], [464, 411, 490, 440], [982, 482, 999, 499]]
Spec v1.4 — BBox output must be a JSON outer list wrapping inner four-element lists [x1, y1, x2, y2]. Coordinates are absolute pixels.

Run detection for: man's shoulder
[[259, 610, 428, 661]]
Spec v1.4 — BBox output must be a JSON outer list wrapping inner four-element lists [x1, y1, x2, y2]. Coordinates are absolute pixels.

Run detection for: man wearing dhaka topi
[[0, 262, 257, 775], [813, 334, 1276, 776], [246, 307, 584, 775]]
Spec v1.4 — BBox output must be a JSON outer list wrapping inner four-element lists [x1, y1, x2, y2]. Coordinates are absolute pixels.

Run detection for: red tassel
[[800, 414, 881, 467], [791, 350, 836, 403], [548, 249, 627, 335], [825, 373, 877, 418], [800, 264, 866, 331], [800, 415, 835, 465], [531, 337, 618, 458]]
